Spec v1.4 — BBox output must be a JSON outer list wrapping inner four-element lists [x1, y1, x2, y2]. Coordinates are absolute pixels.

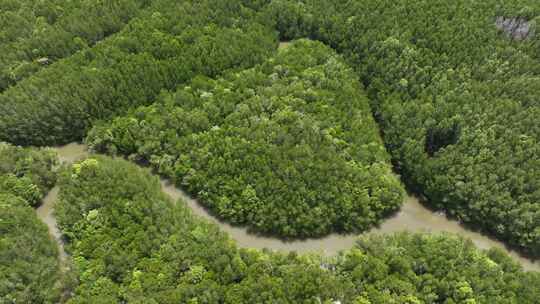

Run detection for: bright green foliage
[[0, 195, 61, 303], [0, 143, 61, 301], [3, 0, 540, 301], [0, 174, 41, 207], [54, 156, 540, 303], [337, 233, 540, 304], [54, 156, 350, 303], [0, 0, 150, 91], [261, 0, 540, 256], [87, 39, 404, 237], [0, 0, 276, 146], [0, 142, 57, 206]]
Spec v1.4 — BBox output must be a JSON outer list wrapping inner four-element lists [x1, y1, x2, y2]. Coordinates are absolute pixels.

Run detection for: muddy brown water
[[37, 143, 539, 271], [36, 143, 88, 262]]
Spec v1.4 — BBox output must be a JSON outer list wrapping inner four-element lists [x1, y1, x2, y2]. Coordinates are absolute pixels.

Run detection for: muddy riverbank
[[36, 143, 88, 262], [161, 180, 540, 271], [37, 143, 540, 271]]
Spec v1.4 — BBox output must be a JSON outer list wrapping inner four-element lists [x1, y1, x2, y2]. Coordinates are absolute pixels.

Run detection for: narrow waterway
[[37, 143, 540, 271], [36, 143, 88, 262], [161, 180, 540, 271]]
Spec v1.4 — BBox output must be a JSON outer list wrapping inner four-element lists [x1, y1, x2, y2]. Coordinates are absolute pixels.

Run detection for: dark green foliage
[[338, 233, 540, 304], [54, 156, 350, 303], [0, 144, 61, 301], [263, 1, 316, 41], [0, 0, 277, 146], [0, 0, 150, 91], [261, 0, 540, 256], [3, 0, 540, 301], [55, 156, 540, 303], [0, 142, 57, 206], [0, 194, 61, 304], [425, 123, 460, 157], [87, 40, 404, 237], [0, 174, 41, 207]]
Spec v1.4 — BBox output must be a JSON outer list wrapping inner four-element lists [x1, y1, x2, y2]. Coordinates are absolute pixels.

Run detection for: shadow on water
[[37, 143, 540, 271]]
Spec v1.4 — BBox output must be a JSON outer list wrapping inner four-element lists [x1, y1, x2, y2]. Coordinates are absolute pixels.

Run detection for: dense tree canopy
[[87, 39, 404, 237], [0, 194, 61, 304], [0, 0, 276, 146], [2, 0, 540, 301], [54, 156, 540, 303], [0, 142, 57, 206], [337, 233, 540, 304], [260, 0, 540, 256], [54, 156, 348, 303], [0, 0, 150, 91], [0, 144, 61, 303]]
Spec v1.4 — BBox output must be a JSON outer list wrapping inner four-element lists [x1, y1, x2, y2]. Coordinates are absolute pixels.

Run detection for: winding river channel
[[37, 143, 540, 271], [36, 143, 88, 263]]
